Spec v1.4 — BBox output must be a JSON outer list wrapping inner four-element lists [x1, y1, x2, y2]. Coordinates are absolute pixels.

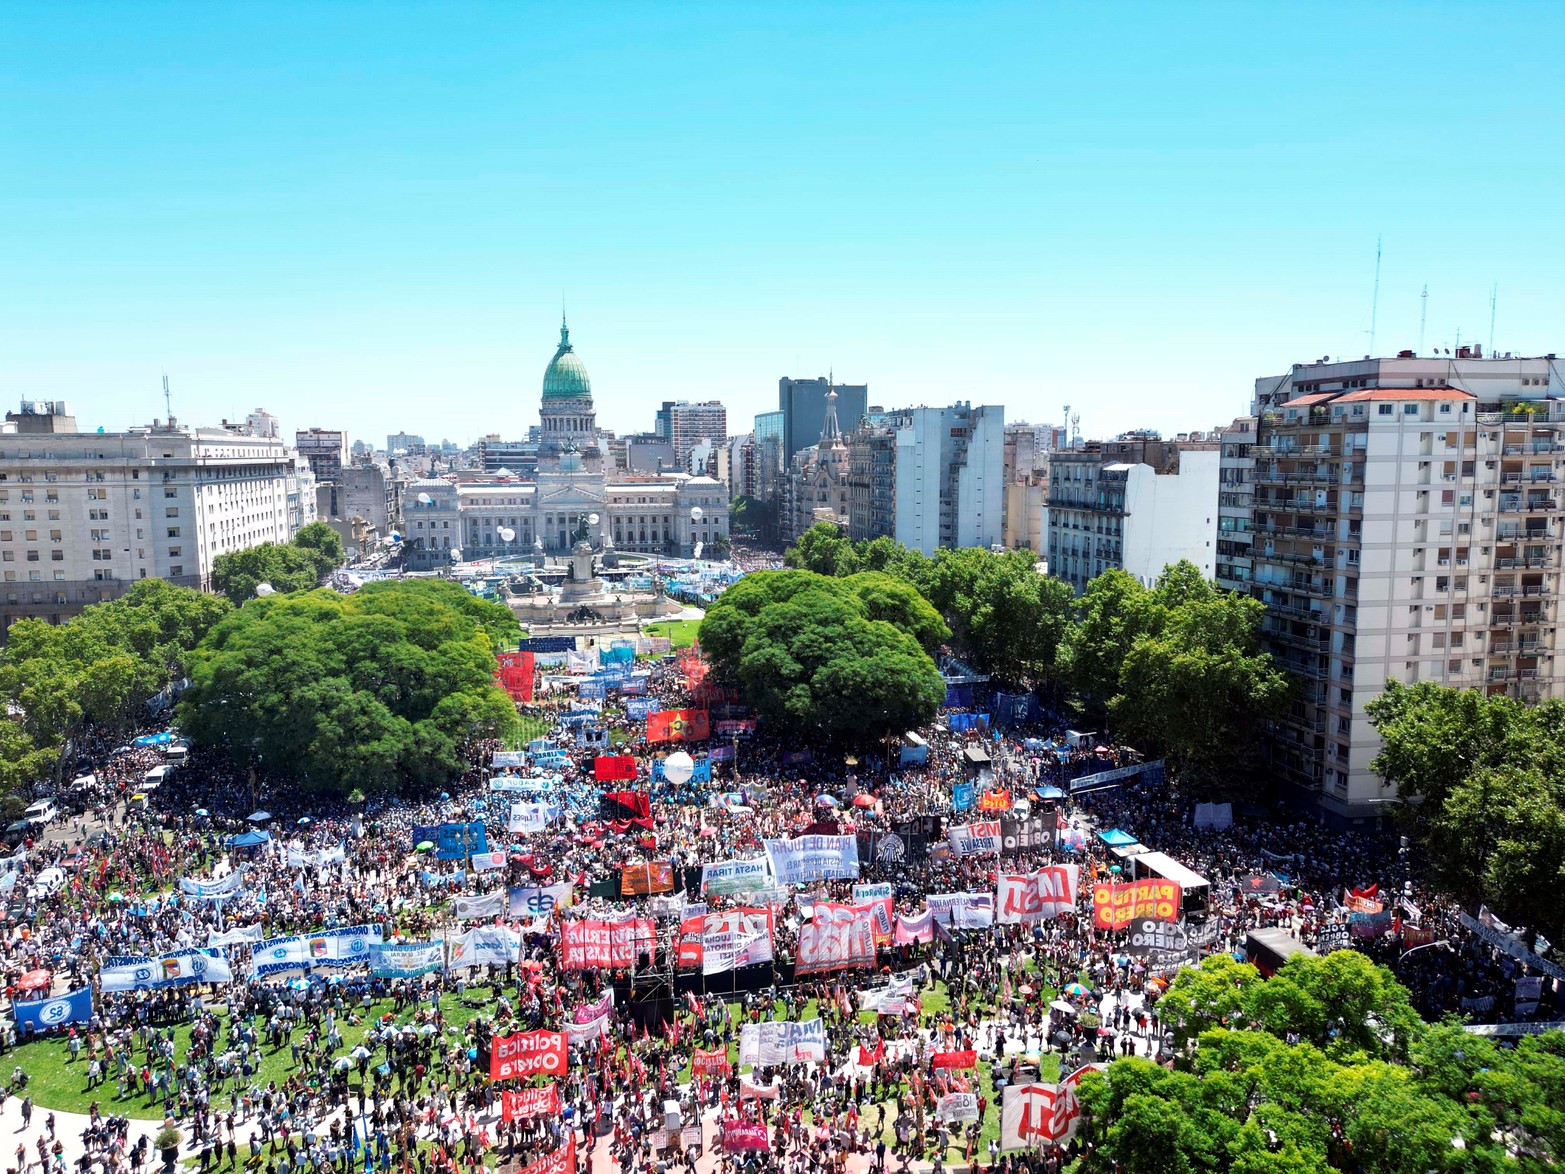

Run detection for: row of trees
[[178, 579, 520, 797], [698, 569, 948, 744], [211, 521, 345, 605], [1076, 952, 1565, 1171], [0, 579, 232, 804], [1368, 681, 1565, 944], [785, 525, 1291, 786]]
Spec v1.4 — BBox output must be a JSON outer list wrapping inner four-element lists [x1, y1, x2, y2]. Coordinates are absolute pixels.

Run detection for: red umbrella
[[16, 968, 51, 993], [852, 794, 876, 809]]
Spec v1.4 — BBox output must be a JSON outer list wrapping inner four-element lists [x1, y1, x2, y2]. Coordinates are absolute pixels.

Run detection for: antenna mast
[[162, 375, 173, 424], [1367, 234, 1382, 356], [1489, 284, 1497, 356], [1418, 285, 1428, 354]]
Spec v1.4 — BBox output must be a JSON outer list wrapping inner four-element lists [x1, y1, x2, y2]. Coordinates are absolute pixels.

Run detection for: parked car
[[23, 799, 58, 827]]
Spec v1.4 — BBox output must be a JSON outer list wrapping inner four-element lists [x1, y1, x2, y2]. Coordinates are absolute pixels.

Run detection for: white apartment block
[[0, 401, 299, 633], [892, 403, 1005, 555], [1226, 350, 1565, 822], [1046, 434, 1220, 594]]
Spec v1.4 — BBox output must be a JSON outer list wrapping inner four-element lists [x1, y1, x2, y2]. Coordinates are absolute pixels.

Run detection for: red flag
[[857, 1039, 884, 1067], [686, 991, 701, 1018], [594, 756, 639, 782]]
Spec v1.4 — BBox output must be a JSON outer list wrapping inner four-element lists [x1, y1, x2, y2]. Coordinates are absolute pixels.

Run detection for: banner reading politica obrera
[[762, 835, 859, 885], [370, 941, 444, 979], [250, 925, 383, 977]]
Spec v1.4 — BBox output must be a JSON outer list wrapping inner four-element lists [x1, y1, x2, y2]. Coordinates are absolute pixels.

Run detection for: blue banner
[[411, 821, 487, 861], [949, 712, 990, 734], [601, 645, 635, 667], [578, 680, 606, 699], [13, 986, 93, 1031], [624, 698, 654, 720], [952, 782, 976, 812]]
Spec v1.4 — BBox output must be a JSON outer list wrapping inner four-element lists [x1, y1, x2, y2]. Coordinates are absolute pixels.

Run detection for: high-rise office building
[[779, 377, 868, 466], [892, 403, 1005, 555], [659, 401, 727, 471], [1221, 349, 1565, 821]]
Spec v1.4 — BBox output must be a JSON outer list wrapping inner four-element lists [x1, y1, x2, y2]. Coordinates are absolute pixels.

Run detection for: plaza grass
[[504, 714, 553, 747], [21, 975, 1070, 1159], [642, 619, 700, 649], [12, 993, 490, 1122]]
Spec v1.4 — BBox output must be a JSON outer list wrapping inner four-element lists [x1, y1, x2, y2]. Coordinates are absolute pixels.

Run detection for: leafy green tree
[[1110, 590, 1291, 788], [911, 547, 1073, 685], [0, 580, 230, 788], [1366, 680, 1547, 811], [212, 542, 323, 605], [293, 521, 346, 576], [783, 522, 858, 576], [178, 580, 520, 797], [1056, 568, 1161, 718], [699, 569, 947, 744]]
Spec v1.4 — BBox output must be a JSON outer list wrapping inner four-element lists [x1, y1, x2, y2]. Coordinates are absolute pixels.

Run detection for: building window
[[167, 527, 180, 538], [170, 566, 183, 576]]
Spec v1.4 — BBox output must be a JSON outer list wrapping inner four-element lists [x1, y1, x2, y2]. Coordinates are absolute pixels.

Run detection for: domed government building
[[403, 320, 728, 569]]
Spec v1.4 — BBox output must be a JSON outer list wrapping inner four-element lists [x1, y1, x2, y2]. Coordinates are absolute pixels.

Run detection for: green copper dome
[[542, 319, 592, 402]]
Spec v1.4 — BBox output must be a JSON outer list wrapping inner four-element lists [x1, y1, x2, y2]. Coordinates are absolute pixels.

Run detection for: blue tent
[[1097, 828, 1139, 847], [133, 732, 174, 748], [1038, 785, 1066, 800], [227, 829, 271, 848]]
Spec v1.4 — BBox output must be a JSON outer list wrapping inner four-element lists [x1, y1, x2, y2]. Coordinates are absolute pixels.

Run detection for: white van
[[70, 773, 98, 793], [164, 745, 189, 765], [143, 764, 174, 789], [23, 800, 58, 827]]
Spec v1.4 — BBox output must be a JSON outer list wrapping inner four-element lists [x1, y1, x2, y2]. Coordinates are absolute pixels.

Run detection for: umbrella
[[1109, 865, 1122, 874], [1049, 999, 1077, 1015], [416, 841, 435, 853], [1065, 983, 1090, 997], [1018, 984, 1035, 996], [298, 817, 312, 825], [350, 1046, 371, 1060], [16, 969, 52, 993], [248, 811, 272, 823], [852, 794, 876, 809], [333, 1057, 351, 1071], [815, 795, 838, 807], [195, 809, 209, 817], [1096, 1026, 1117, 1038]]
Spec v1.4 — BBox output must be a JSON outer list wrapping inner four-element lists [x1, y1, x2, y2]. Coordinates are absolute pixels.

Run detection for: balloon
[[417, 492, 433, 505], [588, 512, 600, 526], [662, 751, 694, 786], [254, 583, 276, 597], [690, 506, 703, 521], [498, 527, 516, 542]]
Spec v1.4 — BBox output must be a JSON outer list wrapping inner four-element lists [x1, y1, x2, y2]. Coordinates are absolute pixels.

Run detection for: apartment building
[[1047, 432, 1219, 594], [1225, 350, 1564, 821], [1214, 417, 1258, 587], [0, 401, 298, 633], [655, 401, 728, 472], [296, 428, 349, 482], [892, 403, 1005, 556]]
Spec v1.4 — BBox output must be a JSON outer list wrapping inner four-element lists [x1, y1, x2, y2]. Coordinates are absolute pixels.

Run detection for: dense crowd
[[0, 633, 1559, 1174]]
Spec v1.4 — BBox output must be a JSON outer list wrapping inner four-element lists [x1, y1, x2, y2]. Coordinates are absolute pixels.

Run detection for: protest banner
[[1091, 878, 1179, 930], [620, 860, 675, 896], [508, 883, 575, 919], [722, 1123, 769, 1152], [700, 857, 772, 897], [925, 892, 994, 929], [691, 1049, 731, 1077], [369, 941, 444, 979], [949, 820, 1002, 857], [647, 709, 710, 742], [574, 990, 614, 1024], [1001, 1083, 1064, 1151], [501, 1085, 559, 1122], [594, 756, 639, 782], [250, 926, 383, 977], [931, 1050, 977, 1070], [508, 803, 553, 835], [452, 890, 507, 920], [763, 835, 860, 885], [518, 1138, 575, 1174], [491, 1030, 566, 1081], [559, 917, 656, 970], [677, 907, 774, 974], [738, 1019, 826, 1065], [996, 867, 1080, 923], [936, 1093, 980, 1123], [795, 902, 877, 975]]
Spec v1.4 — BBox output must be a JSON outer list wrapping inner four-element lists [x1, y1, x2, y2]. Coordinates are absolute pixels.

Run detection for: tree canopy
[[177, 579, 520, 797], [1071, 953, 1565, 1172], [783, 523, 1073, 686], [211, 521, 346, 605], [1368, 681, 1565, 939], [1057, 563, 1291, 789], [698, 569, 948, 745], [0, 579, 232, 798]]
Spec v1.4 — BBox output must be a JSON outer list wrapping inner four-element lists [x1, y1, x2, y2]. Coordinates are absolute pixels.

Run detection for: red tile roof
[[1335, 386, 1473, 402]]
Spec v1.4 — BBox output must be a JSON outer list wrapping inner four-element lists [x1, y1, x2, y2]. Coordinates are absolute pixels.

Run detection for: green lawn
[[14, 992, 489, 1121], [504, 713, 553, 747], [643, 619, 701, 649]]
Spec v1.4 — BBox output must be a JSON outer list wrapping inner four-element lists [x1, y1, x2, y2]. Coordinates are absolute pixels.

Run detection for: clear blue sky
[[2, 2, 1561, 447]]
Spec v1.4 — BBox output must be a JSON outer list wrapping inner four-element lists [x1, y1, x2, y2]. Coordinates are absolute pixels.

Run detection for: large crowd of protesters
[[0, 617, 1559, 1174]]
